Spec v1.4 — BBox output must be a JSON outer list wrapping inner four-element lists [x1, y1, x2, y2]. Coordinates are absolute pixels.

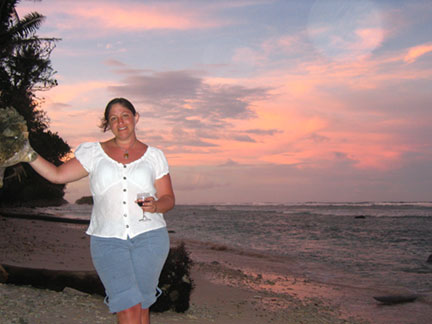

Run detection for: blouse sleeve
[[74, 142, 96, 173], [152, 147, 170, 180]]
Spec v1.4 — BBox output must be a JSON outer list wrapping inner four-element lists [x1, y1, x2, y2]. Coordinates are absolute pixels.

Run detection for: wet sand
[[0, 213, 430, 324]]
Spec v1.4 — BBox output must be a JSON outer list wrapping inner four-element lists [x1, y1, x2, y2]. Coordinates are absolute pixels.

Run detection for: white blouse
[[74, 142, 169, 239]]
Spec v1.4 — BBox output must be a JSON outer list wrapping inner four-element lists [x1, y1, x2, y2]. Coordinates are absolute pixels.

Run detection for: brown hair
[[99, 98, 137, 132]]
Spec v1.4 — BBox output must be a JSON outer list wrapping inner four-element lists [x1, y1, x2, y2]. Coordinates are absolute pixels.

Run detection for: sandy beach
[[1, 212, 431, 324]]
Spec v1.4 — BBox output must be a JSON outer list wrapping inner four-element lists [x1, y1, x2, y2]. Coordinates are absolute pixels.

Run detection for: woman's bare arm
[[29, 154, 88, 184]]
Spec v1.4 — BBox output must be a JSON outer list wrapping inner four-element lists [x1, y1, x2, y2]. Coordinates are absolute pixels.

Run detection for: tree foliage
[[0, 0, 70, 206]]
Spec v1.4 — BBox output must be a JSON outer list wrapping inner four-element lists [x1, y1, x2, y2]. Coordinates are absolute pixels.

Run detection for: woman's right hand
[[22, 141, 38, 163]]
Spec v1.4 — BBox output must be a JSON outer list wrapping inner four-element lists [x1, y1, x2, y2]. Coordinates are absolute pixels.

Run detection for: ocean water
[[36, 202, 432, 293]]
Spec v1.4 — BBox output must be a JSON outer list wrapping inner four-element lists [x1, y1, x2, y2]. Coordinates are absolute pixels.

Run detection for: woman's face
[[108, 103, 139, 140]]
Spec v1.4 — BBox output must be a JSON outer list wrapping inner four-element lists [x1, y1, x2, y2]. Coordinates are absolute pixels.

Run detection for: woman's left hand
[[139, 196, 158, 213]]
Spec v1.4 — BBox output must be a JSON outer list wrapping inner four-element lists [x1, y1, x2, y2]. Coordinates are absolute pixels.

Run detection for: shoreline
[[1, 213, 431, 324]]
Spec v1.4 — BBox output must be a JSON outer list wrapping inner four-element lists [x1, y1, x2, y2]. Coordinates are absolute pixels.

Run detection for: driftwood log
[[2, 264, 104, 294], [1, 242, 194, 313]]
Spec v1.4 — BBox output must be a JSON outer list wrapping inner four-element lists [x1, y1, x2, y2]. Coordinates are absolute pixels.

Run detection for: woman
[[28, 97, 175, 324]]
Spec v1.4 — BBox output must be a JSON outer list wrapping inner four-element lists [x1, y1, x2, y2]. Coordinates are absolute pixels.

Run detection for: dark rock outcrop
[[75, 196, 93, 205], [373, 294, 418, 304], [152, 242, 194, 313]]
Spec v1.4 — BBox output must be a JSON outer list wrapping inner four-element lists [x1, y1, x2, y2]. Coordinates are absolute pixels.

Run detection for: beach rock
[[75, 196, 93, 205], [151, 242, 194, 313], [373, 294, 418, 304], [0, 264, 8, 283], [427, 254, 432, 263]]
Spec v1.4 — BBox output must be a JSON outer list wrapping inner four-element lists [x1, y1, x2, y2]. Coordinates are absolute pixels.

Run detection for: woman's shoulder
[[144, 145, 169, 166], [75, 142, 99, 151], [74, 142, 101, 157], [74, 142, 101, 170], [145, 145, 165, 156], [78, 141, 99, 147]]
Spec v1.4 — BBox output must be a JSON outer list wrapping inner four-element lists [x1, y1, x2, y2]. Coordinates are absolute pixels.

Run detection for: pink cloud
[[260, 35, 299, 55], [352, 28, 384, 53], [404, 43, 432, 63], [18, 1, 226, 34], [69, 5, 208, 31], [219, 45, 431, 171], [45, 80, 113, 103]]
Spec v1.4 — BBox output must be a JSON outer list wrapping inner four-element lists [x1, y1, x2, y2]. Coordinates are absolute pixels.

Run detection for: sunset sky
[[17, 0, 432, 204]]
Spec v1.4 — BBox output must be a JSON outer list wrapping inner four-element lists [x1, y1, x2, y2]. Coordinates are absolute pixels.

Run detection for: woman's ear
[[135, 112, 140, 124]]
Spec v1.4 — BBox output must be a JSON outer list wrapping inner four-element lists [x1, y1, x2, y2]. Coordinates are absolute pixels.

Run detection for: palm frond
[[10, 12, 45, 39]]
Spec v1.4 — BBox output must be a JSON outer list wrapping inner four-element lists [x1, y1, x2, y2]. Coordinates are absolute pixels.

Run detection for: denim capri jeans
[[90, 227, 170, 313]]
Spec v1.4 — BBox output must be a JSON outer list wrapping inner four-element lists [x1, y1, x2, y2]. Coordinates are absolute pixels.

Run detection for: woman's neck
[[113, 137, 136, 149], [113, 137, 137, 160]]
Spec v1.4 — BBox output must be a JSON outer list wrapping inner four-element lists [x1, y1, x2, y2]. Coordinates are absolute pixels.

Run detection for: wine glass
[[136, 192, 152, 222]]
